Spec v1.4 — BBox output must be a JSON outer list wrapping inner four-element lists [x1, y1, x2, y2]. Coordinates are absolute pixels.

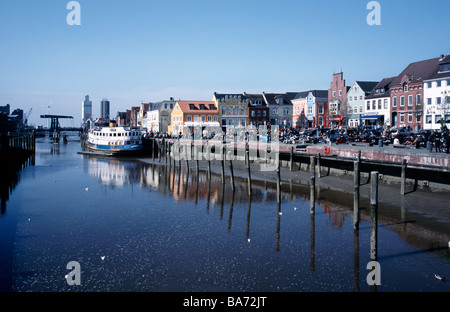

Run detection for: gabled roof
[[213, 92, 247, 102], [262, 92, 293, 105], [355, 81, 379, 94], [391, 57, 441, 86], [176, 101, 217, 113], [365, 77, 396, 99], [425, 54, 450, 80]]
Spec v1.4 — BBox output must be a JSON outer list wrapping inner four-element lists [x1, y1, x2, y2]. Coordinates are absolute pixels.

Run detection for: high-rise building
[[101, 99, 110, 120], [81, 95, 92, 125]]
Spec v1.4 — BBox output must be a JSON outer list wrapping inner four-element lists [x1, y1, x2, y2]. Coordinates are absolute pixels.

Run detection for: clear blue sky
[[1, 0, 449, 127]]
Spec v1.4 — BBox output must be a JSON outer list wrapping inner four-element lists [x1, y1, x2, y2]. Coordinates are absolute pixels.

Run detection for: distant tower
[[81, 95, 92, 126], [101, 99, 110, 121]]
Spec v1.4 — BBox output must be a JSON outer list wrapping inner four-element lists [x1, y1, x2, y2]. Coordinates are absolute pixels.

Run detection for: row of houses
[[115, 54, 450, 135]]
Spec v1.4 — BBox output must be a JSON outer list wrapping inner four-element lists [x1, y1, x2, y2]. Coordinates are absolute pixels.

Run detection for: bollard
[[370, 171, 379, 262], [317, 153, 321, 178], [221, 145, 225, 184]]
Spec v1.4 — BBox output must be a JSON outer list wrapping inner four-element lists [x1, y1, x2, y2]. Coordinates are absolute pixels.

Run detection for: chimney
[[440, 54, 445, 60]]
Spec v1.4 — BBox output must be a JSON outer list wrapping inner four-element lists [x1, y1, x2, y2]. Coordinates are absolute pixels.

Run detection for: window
[[400, 113, 405, 123], [426, 82, 432, 88], [209, 104, 215, 110], [439, 63, 450, 72], [262, 111, 267, 117], [241, 106, 245, 115], [318, 106, 324, 114], [417, 113, 421, 123], [339, 90, 342, 96], [228, 107, 233, 115], [372, 100, 376, 110], [400, 96, 405, 106], [241, 119, 246, 127], [367, 101, 370, 110], [354, 107, 358, 114], [201, 115, 206, 122], [384, 99, 388, 109], [447, 79, 450, 86], [445, 115, 450, 123], [427, 98, 432, 105], [417, 94, 422, 105], [437, 97, 441, 105], [360, 105, 363, 113], [222, 107, 226, 115], [404, 84, 408, 92], [213, 116, 218, 122], [378, 100, 382, 110], [393, 96, 397, 107], [437, 80, 442, 87], [194, 115, 199, 122], [187, 115, 192, 122], [257, 110, 261, 117], [408, 95, 413, 106], [426, 115, 432, 124], [435, 115, 442, 123], [408, 113, 413, 123], [333, 91, 336, 97]]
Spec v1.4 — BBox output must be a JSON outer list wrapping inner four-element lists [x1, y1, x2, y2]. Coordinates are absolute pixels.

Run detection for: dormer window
[[208, 104, 215, 110], [439, 63, 450, 72], [189, 104, 196, 110], [404, 84, 408, 92]]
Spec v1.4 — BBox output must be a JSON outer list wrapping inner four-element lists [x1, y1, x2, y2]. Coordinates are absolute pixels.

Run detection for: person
[[435, 132, 441, 152], [404, 136, 414, 146], [429, 131, 435, 152], [393, 135, 400, 145]]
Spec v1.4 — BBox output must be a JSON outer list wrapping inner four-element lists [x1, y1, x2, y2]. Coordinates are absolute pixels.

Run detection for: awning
[[361, 115, 383, 120]]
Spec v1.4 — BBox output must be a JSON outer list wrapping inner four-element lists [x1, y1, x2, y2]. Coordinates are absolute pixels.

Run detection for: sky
[[1, 0, 449, 127]]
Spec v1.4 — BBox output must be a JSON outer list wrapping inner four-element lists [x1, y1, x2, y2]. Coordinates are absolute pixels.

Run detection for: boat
[[87, 126, 146, 155]]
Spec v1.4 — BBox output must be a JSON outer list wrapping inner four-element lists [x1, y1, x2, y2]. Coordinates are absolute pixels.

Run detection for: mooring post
[[152, 139, 155, 160], [401, 159, 407, 195], [370, 171, 379, 262], [246, 150, 252, 197], [353, 160, 360, 229], [277, 152, 281, 203], [317, 153, 321, 178], [290, 146, 294, 172], [229, 156, 235, 192], [221, 145, 225, 184], [310, 175, 315, 214]]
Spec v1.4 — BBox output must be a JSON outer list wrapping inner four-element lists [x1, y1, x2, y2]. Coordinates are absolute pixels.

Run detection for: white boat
[[87, 126, 145, 155]]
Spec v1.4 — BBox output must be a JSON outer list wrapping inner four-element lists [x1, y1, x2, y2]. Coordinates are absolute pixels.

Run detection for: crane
[[24, 107, 33, 127]]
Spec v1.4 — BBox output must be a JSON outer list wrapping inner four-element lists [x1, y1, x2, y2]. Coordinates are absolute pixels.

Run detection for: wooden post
[[229, 157, 235, 192], [353, 160, 360, 229], [152, 139, 155, 160], [277, 152, 281, 204], [221, 145, 225, 184], [401, 159, 407, 195], [370, 171, 379, 262], [310, 156, 316, 177], [246, 150, 252, 197], [290, 146, 294, 172], [310, 176, 315, 214], [317, 153, 321, 178]]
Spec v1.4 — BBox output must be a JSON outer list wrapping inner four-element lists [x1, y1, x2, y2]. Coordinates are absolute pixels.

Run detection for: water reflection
[[74, 155, 450, 291]]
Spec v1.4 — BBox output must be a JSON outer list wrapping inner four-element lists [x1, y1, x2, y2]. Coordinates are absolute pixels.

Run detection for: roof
[[390, 57, 441, 86], [176, 101, 217, 113], [425, 54, 450, 80], [365, 76, 396, 99], [355, 81, 379, 94], [213, 93, 247, 102], [262, 92, 293, 105]]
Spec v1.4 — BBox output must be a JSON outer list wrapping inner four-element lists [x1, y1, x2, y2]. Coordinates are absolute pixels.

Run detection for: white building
[[81, 95, 92, 126], [423, 55, 450, 130], [145, 98, 176, 134], [363, 77, 395, 128]]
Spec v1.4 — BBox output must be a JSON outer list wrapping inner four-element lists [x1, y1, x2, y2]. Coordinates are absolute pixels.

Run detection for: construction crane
[[24, 107, 33, 127]]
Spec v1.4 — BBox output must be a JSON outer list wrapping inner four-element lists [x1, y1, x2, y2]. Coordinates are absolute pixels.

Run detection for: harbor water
[[0, 135, 449, 292]]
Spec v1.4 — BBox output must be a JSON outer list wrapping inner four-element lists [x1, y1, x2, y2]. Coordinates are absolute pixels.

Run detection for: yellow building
[[168, 101, 218, 136]]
